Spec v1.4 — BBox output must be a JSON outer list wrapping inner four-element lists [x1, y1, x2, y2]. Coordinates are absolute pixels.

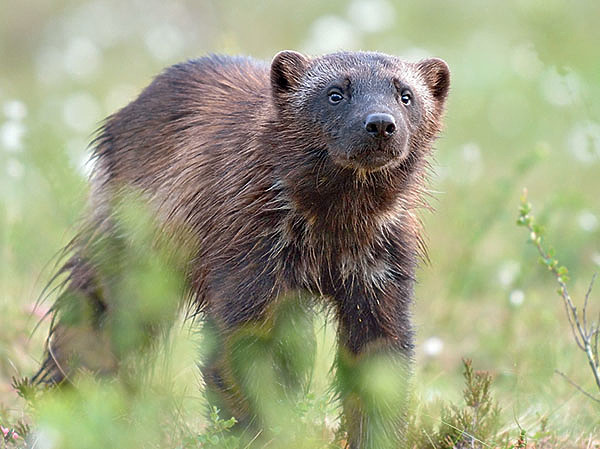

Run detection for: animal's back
[[90, 55, 277, 261], [92, 55, 271, 207]]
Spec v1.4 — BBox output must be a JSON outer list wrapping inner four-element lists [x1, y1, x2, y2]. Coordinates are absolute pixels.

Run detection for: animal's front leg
[[334, 279, 414, 449], [201, 257, 317, 445]]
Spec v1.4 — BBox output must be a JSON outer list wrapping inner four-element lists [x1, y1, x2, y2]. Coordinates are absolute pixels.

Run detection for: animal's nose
[[364, 113, 396, 138]]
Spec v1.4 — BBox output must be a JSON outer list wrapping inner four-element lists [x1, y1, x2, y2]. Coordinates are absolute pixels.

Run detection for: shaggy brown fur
[[34, 50, 450, 448]]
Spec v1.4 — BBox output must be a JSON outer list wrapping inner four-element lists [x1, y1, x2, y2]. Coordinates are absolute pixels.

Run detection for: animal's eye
[[400, 89, 412, 106], [328, 89, 344, 105]]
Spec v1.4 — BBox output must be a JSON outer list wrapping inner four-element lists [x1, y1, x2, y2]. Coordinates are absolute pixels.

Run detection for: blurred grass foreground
[[1, 0, 600, 448]]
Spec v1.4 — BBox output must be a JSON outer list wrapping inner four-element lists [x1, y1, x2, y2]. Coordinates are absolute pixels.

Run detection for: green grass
[[2, 0, 600, 447]]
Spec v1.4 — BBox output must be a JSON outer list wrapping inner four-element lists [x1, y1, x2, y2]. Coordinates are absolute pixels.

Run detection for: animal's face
[[271, 51, 450, 171]]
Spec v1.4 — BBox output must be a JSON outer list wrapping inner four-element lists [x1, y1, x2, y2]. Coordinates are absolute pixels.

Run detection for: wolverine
[[35, 50, 450, 448]]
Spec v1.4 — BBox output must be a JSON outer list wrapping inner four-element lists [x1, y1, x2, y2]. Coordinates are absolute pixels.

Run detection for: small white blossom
[[541, 66, 581, 107], [578, 210, 598, 232], [423, 336, 444, 357], [6, 158, 24, 178], [63, 36, 102, 80], [3, 100, 27, 120], [509, 289, 525, 307], [347, 0, 395, 33], [0, 121, 26, 152], [144, 25, 184, 61], [62, 92, 101, 133], [303, 16, 359, 54], [498, 261, 521, 287]]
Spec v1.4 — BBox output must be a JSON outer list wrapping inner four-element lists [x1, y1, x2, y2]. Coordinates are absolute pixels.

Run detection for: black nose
[[364, 113, 396, 138]]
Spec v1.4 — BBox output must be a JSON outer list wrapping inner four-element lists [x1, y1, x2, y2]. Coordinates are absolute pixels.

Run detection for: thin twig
[[531, 237, 600, 386], [556, 276, 586, 349], [531, 236, 586, 350], [584, 273, 598, 335], [421, 429, 439, 449], [559, 294, 585, 350], [435, 418, 494, 448], [519, 193, 600, 400], [555, 370, 600, 404], [242, 429, 263, 449], [594, 324, 600, 368]]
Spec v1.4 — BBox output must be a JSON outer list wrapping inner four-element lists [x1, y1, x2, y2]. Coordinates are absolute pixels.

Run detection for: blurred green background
[[1, 0, 600, 445]]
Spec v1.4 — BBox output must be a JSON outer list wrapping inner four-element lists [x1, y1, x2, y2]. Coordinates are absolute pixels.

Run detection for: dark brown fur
[[35, 51, 450, 448]]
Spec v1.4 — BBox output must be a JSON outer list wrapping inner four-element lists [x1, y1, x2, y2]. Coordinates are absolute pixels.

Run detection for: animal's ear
[[417, 58, 450, 103], [271, 50, 309, 95]]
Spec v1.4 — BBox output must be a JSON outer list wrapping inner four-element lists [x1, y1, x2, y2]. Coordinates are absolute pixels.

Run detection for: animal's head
[[270, 50, 450, 172]]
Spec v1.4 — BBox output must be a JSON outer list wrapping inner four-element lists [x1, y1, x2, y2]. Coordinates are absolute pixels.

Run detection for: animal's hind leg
[[34, 215, 183, 385], [33, 256, 116, 385]]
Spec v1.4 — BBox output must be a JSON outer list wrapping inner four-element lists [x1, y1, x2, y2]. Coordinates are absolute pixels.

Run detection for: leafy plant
[[517, 189, 600, 403], [187, 406, 239, 448], [409, 359, 501, 449]]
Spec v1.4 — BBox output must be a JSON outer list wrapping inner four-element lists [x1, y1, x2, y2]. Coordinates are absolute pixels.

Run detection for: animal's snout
[[364, 113, 396, 139]]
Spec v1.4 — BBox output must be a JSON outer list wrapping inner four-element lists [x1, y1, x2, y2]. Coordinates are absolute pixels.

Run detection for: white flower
[[510, 42, 543, 80], [568, 121, 600, 163], [578, 210, 598, 232], [509, 289, 525, 307], [303, 16, 359, 54], [541, 66, 581, 107], [3, 100, 27, 120], [423, 336, 444, 357], [6, 158, 24, 178], [62, 92, 101, 133], [63, 36, 101, 80], [144, 25, 184, 61], [0, 121, 26, 152], [347, 0, 396, 33], [498, 260, 521, 287]]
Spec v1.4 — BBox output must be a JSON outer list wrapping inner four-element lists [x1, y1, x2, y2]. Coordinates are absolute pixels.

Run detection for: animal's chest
[[276, 212, 400, 296]]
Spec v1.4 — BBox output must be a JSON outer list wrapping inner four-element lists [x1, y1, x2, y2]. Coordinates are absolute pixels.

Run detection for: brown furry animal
[[35, 50, 450, 448]]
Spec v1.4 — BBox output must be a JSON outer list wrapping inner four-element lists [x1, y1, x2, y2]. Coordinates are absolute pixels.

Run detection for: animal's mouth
[[336, 143, 406, 171], [349, 150, 395, 170]]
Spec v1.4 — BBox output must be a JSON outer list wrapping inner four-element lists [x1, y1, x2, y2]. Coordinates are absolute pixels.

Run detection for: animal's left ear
[[417, 58, 450, 104]]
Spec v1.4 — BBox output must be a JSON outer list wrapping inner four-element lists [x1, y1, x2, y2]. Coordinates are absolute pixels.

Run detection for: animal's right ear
[[271, 50, 309, 96]]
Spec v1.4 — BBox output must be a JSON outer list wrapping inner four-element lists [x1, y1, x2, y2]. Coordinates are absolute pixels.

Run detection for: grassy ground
[[1, 0, 600, 447]]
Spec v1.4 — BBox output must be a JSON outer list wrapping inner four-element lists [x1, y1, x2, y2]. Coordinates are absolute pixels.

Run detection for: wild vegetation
[[1, 0, 599, 447]]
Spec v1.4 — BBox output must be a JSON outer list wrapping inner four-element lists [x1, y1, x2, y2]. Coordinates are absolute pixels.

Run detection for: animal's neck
[[285, 152, 413, 227]]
